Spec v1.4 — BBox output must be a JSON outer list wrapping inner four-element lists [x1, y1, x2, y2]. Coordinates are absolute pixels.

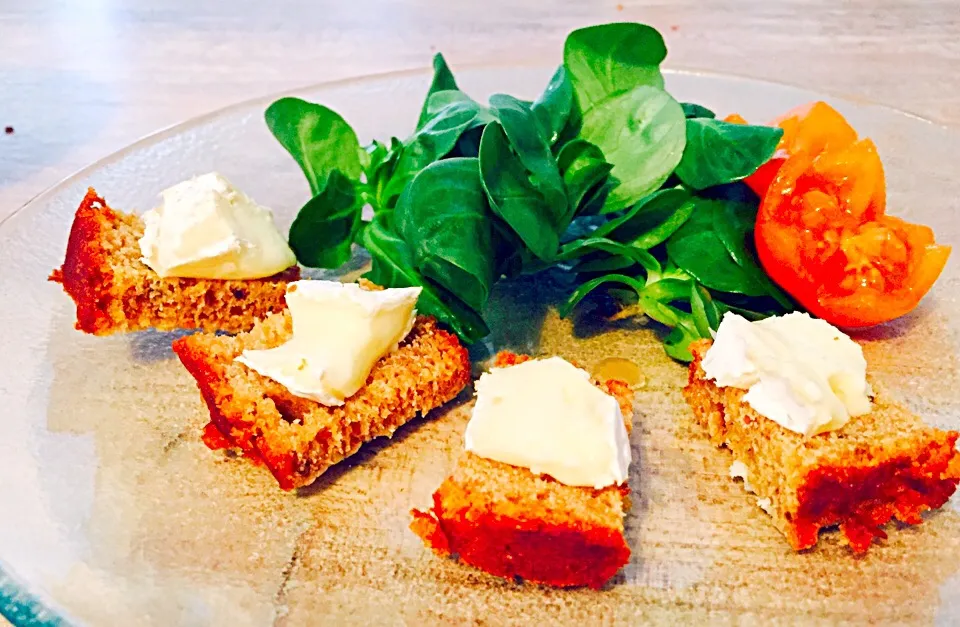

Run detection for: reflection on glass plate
[[1, 66, 959, 626]]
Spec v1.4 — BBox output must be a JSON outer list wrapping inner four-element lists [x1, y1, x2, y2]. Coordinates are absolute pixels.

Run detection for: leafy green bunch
[[265, 22, 793, 360]]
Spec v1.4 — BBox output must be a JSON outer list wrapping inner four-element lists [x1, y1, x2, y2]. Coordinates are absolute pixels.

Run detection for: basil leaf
[[675, 119, 783, 191], [531, 66, 574, 145], [417, 53, 459, 130], [681, 102, 716, 119], [287, 170, 361, 268], [556, 139, 614, 218], [265, 97, 363, 196], [361, 215, 489, 343], [563, 23, 667, 112], [479, 122, 561, 261], [580, 85, 686, 213], [395, 158, 496, 313], [593, 187, 694, 248], [665, 200, 768, 296]]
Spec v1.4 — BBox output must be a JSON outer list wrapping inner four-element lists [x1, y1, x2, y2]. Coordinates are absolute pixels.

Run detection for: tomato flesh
[[744, 153, 786, 198], [755, 113, 950, 328], [771, 101, 858, 159], [733, 102, 862, 199]]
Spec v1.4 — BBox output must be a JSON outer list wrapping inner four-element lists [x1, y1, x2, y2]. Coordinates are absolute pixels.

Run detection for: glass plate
[[2, 65, 959, 626]]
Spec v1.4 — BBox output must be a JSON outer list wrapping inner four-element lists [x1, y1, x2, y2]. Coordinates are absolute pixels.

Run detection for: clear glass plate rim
[[0, 569, 64, 627], [2, 61, 958, 627]]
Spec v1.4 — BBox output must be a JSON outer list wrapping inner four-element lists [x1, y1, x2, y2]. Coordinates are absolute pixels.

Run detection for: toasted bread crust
[[173, 311, 472, 490], [684, 339, 960, 552], [50, 188, 298, 335], [411, 352, 633, 589]]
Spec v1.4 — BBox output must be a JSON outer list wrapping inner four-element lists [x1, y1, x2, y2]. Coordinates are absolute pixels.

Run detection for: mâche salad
[[264, 22, 949, 361]]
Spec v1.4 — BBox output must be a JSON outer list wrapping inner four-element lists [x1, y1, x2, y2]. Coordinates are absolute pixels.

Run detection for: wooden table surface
[[2, 0, 960, 220]]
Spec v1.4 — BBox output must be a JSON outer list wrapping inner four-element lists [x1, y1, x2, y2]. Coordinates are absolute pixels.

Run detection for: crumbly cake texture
[[684, 339, 960, 553], [173, 309, 472, 490], [411, 352, 634, 590], [49, 188, 299, 335]]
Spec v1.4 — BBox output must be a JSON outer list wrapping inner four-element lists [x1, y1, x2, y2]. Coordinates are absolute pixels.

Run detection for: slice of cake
[[50, 183, 299, 336], [684, 313, 960, 552], [411, 352, 634, 589], [173, 282, 472, 490]]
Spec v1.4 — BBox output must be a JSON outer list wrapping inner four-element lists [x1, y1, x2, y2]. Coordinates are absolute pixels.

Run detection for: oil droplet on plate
[[593, 357, 645, 388]]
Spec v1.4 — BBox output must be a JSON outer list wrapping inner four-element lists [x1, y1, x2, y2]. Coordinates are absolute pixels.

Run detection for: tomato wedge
[[769, 101, 858, 157], [727, 102, 860, 198], [754, 108, 950, 327]]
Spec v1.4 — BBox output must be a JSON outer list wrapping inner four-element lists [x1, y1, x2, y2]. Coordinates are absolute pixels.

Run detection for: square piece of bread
[[684, 339, 960, 552], [173, 309, 472, 490], [411, 352, 634, 589], [50, 188, 298, 335]]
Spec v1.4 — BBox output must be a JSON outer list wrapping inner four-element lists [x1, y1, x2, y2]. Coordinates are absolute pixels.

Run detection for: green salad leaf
[[665, 198, 769, 296], [563, 23, 667, 112], [380, 95, 486, 206], [689, 282, 722, 338], [395, 158, 497, 313], [490, 94, 567, 214], [266, 20, 795, 361], [558, 237, 661, 274], [579, 85, 686, 212], [575, 254, 645, 274], [558, 192, 791, 361], [364, 137, 403, 211], [680, 102, 716, 119], [556, 139, 613, 217], [417, 53, 459, 130], [557, 265, 707, 363], [675, 118, 783, 190], [531, 66, 574, 145], [361, 214, 490, 343], [265, 98, 368, 269], [423, 90, 495, 127], [287, 170, 361, 269], [711, 199, 794, 308], [592, 187, 694, 248], [558, 273, 647, 319], [264, 97, 363, 196], [479, 122, 561, 261], [662, 321, 702, 361]]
